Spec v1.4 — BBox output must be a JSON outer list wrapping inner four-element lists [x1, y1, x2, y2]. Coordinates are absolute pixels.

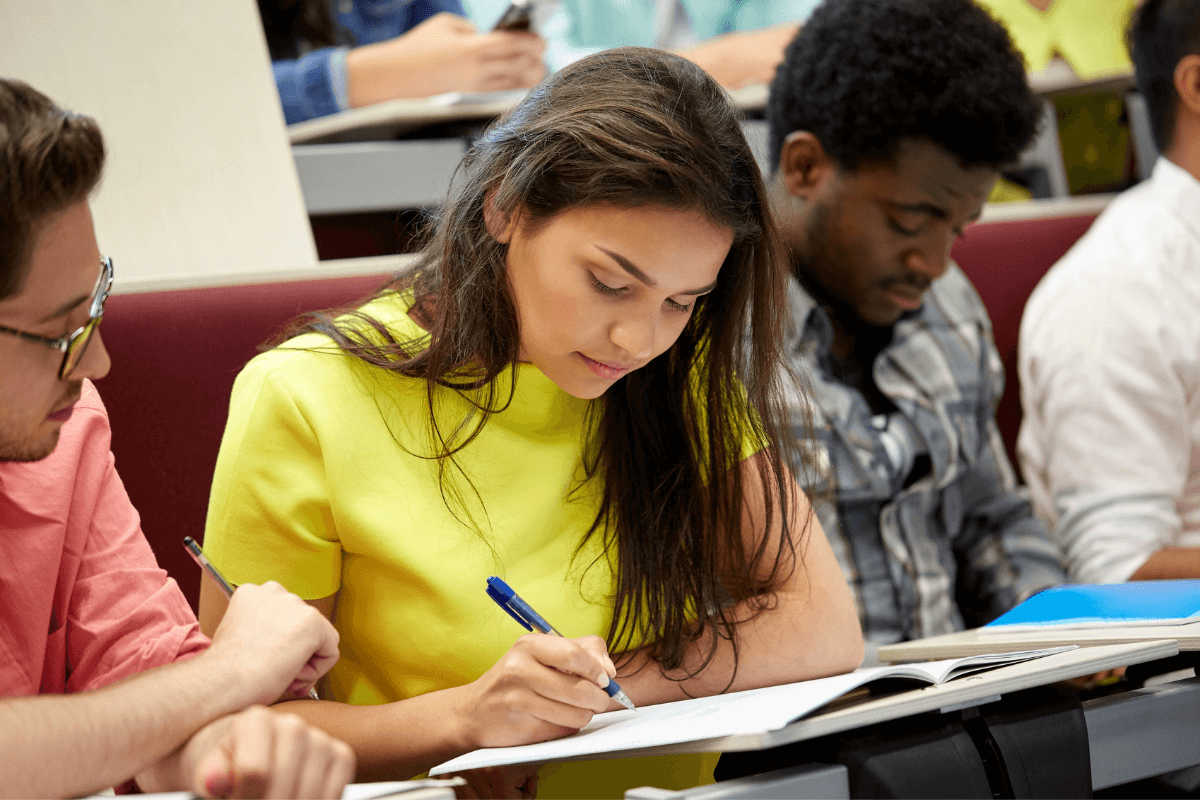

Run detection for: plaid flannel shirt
[[782, 265, 1066, 647]]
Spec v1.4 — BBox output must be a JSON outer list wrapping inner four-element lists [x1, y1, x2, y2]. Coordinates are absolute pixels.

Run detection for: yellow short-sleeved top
[[204, 291, 755, 794], [205, 291, 620, 704]]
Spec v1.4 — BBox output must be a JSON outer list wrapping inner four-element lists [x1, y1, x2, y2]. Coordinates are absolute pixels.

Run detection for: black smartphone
[[492, 0, 533, 31]]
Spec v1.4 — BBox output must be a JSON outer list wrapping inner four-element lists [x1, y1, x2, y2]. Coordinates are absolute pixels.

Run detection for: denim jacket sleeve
[[272, 46, 351, 125]]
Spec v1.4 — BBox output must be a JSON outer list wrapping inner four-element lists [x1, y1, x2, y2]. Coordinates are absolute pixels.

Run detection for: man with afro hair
[[767, 0, 1067, 658]]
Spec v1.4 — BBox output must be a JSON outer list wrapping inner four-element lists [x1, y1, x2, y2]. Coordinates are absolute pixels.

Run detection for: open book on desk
[[429, 647, 1078, 775]]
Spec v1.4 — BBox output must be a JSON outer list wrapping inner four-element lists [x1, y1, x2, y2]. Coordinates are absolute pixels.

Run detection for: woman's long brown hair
[[280, 48, 817, 684]]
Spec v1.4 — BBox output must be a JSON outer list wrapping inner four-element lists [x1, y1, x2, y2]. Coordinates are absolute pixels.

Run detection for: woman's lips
[[579, 353, 633, 380]]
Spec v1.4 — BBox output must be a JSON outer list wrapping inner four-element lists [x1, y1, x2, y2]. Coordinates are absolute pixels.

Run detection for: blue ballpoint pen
[[486, 576, 636, 711], [183, 537, 321, 702]]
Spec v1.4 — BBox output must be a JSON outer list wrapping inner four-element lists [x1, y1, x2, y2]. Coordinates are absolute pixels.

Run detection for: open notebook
[[430, 646, 1073, 775]]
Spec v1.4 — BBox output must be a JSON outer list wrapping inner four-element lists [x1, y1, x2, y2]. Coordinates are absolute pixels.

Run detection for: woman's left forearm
[[616, 584, 863, 706], [615, 458, 864, 706]]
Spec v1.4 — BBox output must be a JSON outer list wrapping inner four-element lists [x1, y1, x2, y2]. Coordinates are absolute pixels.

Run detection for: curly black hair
[[767, 0, 1042, 172], [1129, 0, 1200, 152]]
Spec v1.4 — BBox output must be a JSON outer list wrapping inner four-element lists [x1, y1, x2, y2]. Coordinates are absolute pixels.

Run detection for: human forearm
[[273, 49, 347, 125], [1130, 547, 1200, 580], [266, 688, 475, 781], [1053, 488, 1180, 583], [678, 25, 799, 89], [611, 458, 863, 706], [0, 650, 258, 798], [616, 583, 863, 706]]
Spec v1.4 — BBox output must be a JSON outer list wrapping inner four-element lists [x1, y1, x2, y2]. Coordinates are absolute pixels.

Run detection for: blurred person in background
[[261, 0, 545, 124], [466, 0, 818, 88], [1020, 0, 1200, 585]]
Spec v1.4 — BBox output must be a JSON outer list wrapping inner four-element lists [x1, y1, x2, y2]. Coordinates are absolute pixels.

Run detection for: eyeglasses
[[0, 256, 113, 379]]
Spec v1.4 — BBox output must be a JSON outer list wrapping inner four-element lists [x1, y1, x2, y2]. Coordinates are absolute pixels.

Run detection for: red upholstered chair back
[[99, 273, 390, 610], [950, 213, 1098, 476]]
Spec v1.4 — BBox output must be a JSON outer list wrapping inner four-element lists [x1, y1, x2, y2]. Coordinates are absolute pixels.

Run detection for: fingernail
[[596, 672, 610, 688], [206, 771, 232, 798]]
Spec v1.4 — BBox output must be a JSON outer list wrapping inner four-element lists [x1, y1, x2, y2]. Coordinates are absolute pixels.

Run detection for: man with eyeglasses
[[0, 80, 356, 798]]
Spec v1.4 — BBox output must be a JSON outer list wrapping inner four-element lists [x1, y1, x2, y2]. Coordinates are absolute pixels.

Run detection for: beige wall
[[0, 0, 320, 291]]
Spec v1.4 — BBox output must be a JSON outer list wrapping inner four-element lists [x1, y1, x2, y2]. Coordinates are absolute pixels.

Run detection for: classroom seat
[[101, 272, 389, 610], [950, 211, 1099, 475]]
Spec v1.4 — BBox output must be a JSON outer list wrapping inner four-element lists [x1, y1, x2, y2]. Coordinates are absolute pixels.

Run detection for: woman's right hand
[[345, 13, 545, 108], [450, 634, 618, 750]]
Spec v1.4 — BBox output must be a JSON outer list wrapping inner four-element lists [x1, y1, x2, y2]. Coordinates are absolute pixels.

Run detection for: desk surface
[[287, 66, 1133, 146], [879, 623, 1200, 662], [288, 84, 770, 145]]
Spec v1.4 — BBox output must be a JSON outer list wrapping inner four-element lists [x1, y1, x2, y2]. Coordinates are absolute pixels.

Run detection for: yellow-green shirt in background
[[975, 0, 1137, 78], [204, 292, 720, 796]]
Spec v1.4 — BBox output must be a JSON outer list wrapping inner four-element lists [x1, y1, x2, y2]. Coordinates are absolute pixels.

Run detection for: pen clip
[[487, 578, 533, 632]]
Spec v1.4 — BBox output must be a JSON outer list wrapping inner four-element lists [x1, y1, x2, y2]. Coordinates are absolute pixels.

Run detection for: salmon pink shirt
[[0, 380, 208, 696]]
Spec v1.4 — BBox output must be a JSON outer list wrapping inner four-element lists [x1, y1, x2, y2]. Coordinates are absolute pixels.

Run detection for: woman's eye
[[588, 272, 626, 297], [665, 298, 694, 313]]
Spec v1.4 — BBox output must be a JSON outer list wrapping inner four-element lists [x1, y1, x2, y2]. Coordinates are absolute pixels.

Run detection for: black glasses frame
[[0, 256, 113, 379]]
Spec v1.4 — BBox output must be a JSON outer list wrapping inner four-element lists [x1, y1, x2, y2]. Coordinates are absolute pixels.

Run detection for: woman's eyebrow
[[595, 246, 717, 295], [596, 246, 656, 287]]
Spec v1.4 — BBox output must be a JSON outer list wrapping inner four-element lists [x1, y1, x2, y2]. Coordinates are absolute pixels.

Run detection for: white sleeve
[[1021, 269, 1194, 583]]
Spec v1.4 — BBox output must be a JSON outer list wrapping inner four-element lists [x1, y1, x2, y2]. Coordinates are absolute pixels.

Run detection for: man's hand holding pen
[[206, 581, 341, 708]]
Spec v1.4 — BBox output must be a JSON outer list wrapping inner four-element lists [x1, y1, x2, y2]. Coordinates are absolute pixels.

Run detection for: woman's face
[[499, 203, 733, 400]]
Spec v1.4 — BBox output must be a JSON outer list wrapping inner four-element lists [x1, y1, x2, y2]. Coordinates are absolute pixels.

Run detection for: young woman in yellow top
[[200, 47, 862, 798]]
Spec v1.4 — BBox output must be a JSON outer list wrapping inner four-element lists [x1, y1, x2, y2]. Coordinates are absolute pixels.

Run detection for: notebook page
[[432, 665, 925, 774]]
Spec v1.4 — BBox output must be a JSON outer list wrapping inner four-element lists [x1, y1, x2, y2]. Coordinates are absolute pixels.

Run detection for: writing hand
[[450, 634, 617, 750]]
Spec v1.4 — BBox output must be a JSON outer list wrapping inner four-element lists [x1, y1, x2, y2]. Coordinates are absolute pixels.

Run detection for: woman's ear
[[777, 131, 835, 202], [483, 191, 519, 244]]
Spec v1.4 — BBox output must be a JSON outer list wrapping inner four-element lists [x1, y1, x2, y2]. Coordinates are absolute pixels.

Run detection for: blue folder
[[984, 579, 1200, 630]]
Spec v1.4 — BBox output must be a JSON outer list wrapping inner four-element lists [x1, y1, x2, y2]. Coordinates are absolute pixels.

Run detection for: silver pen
[[183, 537, 321, 702]]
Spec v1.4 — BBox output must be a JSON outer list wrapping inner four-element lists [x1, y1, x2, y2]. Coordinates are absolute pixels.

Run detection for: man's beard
[[0, 425, 60, 463], [0, 382, 81, 462]]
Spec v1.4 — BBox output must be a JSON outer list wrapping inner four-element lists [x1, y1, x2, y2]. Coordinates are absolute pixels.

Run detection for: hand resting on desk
[[139, 705, 355, 799], [346, 13, 545, 108], [681, 24, 799, 90]]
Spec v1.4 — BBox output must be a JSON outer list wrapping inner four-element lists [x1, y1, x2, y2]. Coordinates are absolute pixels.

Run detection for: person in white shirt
[[1018, 0, 1200, 584]]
